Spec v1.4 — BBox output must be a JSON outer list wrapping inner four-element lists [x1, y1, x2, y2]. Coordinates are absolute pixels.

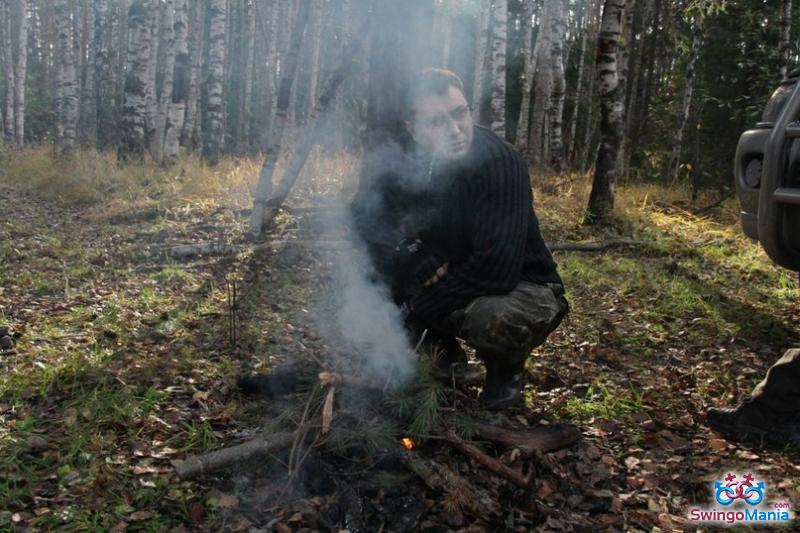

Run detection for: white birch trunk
[[164, 0, 188, 165], [55, 0, 78, 152], [118, 0, 151, 160], [145, 0, 160, 149], [668, 11, 704, 183], [94, 0, 114, 149], [3, 1, 15, 144], [306, 0, 322, 121], [586, 0, 626, 222], [530, 0, 554, 166], [489, 0, 507, 138], [203, 0, 226, 166], [241, 0, 256, 149], [516, 0, 538, 151], [549, 0, 567, 171], [13, 0, 26, 147], [152, 0, 174, 164], [182, 0, 203, 149]]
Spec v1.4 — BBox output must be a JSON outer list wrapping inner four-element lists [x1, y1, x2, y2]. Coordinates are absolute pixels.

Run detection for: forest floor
[[0, 149, 799, 531]]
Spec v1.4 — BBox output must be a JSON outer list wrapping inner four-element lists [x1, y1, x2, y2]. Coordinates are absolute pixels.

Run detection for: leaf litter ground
[[0, 179, 798, 531]]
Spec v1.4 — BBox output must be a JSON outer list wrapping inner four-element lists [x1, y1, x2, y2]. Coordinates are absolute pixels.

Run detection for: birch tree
[[549, 0, 567, 171], [94, 0, 114, 149], [203, 0, 227, 166], [182, 0, 203, 149], [668, 8, 704, 183], [14, 0, 27, 147], [530, 0, 554, 166], [586, 0, 626, 222], [164, 0, 188, 165], [152, 0, 174, 164], [2, 1, 15, 144], [516, 0, 537, 151], [489, 0, 507, 138], [118, 0, 151, 161], [55, 0, 78, 153]]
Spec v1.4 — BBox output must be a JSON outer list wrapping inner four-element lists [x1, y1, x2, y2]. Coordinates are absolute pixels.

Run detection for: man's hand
[[424, 262, 448, 287]]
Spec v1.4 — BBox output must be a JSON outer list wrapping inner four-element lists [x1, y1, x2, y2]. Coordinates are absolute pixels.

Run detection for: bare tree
[[489, 0, 507, 138], [203, 0, 227, 165], [2, 0, 15, 144], [118, 0, 152, 161], [248, 0, 311, 237], [516, 0, 537, 151], [586, 0, 626, 222], [152, 0, 175, 164], [182, 0, 204, 149], [14, 0, 26, 147], [164, 0, 188, 165], [55, 0, 78, 153], [549, 0, 567, 171], [530, 0, 554, 166], [668, 7, 704, 183]]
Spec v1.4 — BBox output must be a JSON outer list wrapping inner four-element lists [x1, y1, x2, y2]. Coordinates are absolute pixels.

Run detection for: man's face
[[407, 85, 474, 161]]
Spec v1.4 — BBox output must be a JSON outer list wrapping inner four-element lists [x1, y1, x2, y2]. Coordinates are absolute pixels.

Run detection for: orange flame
[[401, 437, 415, 450]]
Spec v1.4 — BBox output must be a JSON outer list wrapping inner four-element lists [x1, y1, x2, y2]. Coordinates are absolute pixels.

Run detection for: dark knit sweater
[[352, 125, 562, 323]]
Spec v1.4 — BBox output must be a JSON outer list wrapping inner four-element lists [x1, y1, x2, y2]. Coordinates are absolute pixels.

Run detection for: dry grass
[[0, 144, 362, 210]]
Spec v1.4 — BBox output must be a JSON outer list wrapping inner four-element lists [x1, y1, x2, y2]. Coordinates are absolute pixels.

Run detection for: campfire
[[172, 355, 581, 529]]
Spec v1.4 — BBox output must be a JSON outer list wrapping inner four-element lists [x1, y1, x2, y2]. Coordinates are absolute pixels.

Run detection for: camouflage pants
[[750, 348, 800, 415], [421, 281, 568, 363]]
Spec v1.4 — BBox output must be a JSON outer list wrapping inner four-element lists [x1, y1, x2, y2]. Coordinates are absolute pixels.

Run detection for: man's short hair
[[406, 68, 465, 118]]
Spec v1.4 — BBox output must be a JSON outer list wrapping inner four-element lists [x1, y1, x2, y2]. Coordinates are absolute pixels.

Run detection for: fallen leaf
[[129, 510, 155, 522], [709, 438, 728, 452]]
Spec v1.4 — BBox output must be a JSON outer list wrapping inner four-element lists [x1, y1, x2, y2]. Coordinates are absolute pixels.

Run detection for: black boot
[[478, 353, 527, 410], [706, 399, 800, 447]]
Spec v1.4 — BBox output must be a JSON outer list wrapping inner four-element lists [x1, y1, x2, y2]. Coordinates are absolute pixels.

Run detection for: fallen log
[[173, 431, 296, 480], [474, 422, 581, 457], [444, 430, 530, 488]]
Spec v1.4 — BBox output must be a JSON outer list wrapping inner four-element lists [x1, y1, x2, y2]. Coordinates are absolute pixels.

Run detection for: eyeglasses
[[417, 105, 471, 130]]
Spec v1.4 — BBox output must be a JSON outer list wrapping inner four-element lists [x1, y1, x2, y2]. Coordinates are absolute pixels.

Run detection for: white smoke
[[314, 203, 415, 388]]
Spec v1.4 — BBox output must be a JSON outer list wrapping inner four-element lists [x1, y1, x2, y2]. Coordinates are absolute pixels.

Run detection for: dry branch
[[444, 430, 530, 488], [474, 422, 581, 457], [173, 431, 296, 479], [549, 239, 645, 252]]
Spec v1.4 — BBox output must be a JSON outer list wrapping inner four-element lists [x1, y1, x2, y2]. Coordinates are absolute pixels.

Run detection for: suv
[[735, 70, 800, 272]]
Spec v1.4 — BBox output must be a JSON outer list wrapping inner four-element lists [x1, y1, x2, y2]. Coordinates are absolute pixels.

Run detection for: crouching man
[[351, 69, 568, 409]]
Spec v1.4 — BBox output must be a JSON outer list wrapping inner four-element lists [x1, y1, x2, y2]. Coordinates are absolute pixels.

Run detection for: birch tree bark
[[152, 0, 174, 163], [203, 0, 227, 165], [55, 0, 78, 153], [182, 0, 203, 149], [586, 0, 626, 222], [2, 1, 15, 144], [530, 0, 554, 166], [566, 1, 591, 165], [118, 0, 151, 161], [94, 0, 114, 149], [489, 0, 507, 138], [145, 0, 160, 149], [240, 0, 256, 150], [471, 1, 490, 125], [164, 0, 188, 165], [13, 0, 27, 147], [780, 0, 792, 77], [306, 0, 323, 123], [668, 9, 704, 183], [248, 0, 311, 237], [549, 0, 567, 171], [580, 0, 604, 171], [516, 0, 537, 151]]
